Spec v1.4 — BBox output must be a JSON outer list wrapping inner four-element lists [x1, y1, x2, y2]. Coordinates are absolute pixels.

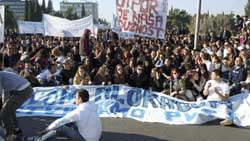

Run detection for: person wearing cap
[[0, 58, 33, 140], [32, 89, 102, 141]]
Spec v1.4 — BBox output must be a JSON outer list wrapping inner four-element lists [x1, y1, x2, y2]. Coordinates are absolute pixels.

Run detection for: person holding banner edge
[[203, 69, 233, 126]]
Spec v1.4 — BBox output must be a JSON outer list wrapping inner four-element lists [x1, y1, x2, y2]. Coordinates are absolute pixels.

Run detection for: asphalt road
[[16, 117, 250, 141]]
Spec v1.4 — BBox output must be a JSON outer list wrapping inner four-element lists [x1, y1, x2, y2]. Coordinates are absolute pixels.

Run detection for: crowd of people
[[1, 20, 250, 101], [0, 14, 250, 140], [1, 19, 250, 101]]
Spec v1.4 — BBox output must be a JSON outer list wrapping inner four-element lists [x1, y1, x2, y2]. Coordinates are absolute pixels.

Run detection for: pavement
[[15, 117, 250, 141]]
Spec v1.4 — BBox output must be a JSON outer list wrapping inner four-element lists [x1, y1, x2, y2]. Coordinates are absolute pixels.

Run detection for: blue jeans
[[42, 125, 85, 141]]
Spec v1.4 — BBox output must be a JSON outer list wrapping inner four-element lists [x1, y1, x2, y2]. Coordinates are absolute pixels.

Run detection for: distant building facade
[[0, 0, 25, 20], [60, 1, 98, 23]]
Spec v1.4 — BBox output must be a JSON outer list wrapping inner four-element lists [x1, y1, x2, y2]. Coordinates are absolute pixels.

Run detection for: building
[[0, 0, 25, 20], [60, 0, 98, 23]]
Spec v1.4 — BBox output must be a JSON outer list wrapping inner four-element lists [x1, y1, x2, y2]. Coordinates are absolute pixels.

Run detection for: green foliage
[[41, 0, 46, 13], [63, 7, 79, 20], [53, 11, 63, 18], [24, 0, 30, 21], [98, 18, 110, 25], [46, 0, 53, 14], [188, 12, 235, 35], [245, 0, 250, 17], [81, 4, 86, 18], [166, 8, 192, 32], [5, 6, 17, 30]]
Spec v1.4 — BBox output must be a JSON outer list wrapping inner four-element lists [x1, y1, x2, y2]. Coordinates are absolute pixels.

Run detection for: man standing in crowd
[[32, 89, 102, 141], [0, 56, 33, 141], [203, 69, 233, 126]]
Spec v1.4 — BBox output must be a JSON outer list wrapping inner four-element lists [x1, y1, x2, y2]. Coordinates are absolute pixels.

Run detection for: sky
[[40, 0, 247, 23]]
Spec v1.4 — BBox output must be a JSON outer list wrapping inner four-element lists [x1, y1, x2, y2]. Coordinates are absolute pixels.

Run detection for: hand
[[214, 87, 220, 94], [206, 82, 212, 89]]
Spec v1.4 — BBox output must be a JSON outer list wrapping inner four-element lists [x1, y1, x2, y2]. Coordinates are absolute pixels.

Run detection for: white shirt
[[46, 102, 102, 140], [203, 60, 213, 72], [205, 80, 230, 101]]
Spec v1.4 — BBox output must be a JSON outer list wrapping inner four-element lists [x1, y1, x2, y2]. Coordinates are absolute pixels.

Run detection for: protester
[[0, 69, 33, 140], [203, 69, 233, 126], [31, 89, 102, 141]]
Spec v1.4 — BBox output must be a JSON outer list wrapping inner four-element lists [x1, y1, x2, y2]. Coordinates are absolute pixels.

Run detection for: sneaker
[[220, 119, 233, 126], [6, 134, 17, 141], [27, 136, 42, 141]]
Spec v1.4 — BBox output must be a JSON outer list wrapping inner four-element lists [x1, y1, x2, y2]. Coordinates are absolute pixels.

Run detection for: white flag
[[0, 6, 5, 43]]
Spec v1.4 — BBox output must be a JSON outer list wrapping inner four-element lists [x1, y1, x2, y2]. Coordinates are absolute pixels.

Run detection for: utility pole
[[194, 0, 202, 50]]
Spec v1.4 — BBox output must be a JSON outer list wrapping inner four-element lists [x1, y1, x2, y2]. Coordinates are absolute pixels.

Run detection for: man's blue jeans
[[41, 124, 85, 141]]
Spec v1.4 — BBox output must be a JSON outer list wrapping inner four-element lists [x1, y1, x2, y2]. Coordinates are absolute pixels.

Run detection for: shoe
[[220, 119, 233, 126], [6, 134, 17, 141], [27, 136, 42, 141]]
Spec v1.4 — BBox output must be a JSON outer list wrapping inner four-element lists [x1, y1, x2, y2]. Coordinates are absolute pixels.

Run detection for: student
[[203, 69, 233, 126], [32, 89, 102, 141], [0, 71, 33, 141]]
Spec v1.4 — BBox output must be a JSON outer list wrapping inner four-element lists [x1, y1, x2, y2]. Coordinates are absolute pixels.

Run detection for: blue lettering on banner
[[109, 101, 129, 117], [191, 102, 205, 108], [111, 85, 119, 99], [142, 91, 158, 108], [127, 89, 142, 106], [208, 101, 218, 108], [17, 86, 250, 127], [176, 102, 191, 112], [184, 112, 197, 122], [95, 87, 108, 102], [161, 97, 175, 110], [218, 101, 233, 109], [165, 111, 181, 121], [95, 86, 120, 102], [201, 108, 217, 117], [130, 109, 145, 119]]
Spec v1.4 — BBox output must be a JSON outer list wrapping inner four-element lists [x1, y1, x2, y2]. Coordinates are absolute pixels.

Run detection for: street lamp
[[194, 0, 202, 50]]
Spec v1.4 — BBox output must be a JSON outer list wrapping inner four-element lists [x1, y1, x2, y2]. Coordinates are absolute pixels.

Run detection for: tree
[[24, 0, 29, 21], [5, 6, 17, 30], [30, 0, 35, 20], [53, 11, 63, 18], [188, 13, 235, 35], [36, 0, 42, 21], [33, 0, 39, 21], [47, 0, 53, 14], [63, 7, 79, 20], [99, 18, 110, 25], [81, 4, 85, 18], [41, 0, 46, 14], [245, 0, 250, 17], [63, 7, 73, 20], [166, 8, 192, 34]]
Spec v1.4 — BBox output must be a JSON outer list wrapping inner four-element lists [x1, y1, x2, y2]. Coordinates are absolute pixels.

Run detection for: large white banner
[[43, 14, 94, 37], [0, 6, 4, 43], [112, 14, 134, 39], [17, 85, 250, 127], [116, 0, 168, 39], [17, 20, 44, 34]]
